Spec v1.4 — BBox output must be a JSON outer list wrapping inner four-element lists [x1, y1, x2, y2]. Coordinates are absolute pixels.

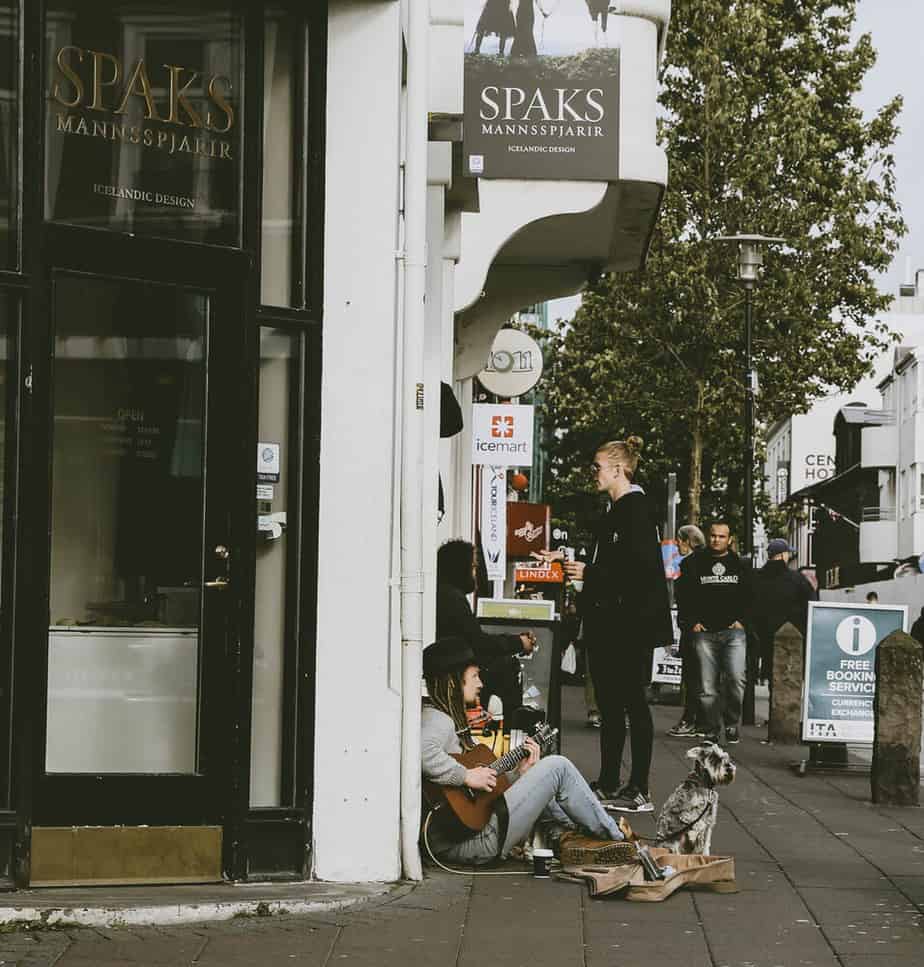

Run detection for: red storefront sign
[[513, 561, 564, 584], [507, 502, 550, 556]]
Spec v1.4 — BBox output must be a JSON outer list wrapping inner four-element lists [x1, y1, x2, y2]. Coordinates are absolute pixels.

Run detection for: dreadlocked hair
[[425, 668, 475, 748]]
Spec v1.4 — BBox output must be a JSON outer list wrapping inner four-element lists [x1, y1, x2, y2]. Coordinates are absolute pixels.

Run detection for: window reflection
[[45, 0, 242, 245]]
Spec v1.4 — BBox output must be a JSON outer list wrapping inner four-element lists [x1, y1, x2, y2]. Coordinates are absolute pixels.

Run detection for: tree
[[541, 0, 905, 535]]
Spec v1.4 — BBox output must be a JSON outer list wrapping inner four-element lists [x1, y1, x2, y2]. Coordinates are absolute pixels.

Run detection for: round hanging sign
[[477, 328, 544, 398]]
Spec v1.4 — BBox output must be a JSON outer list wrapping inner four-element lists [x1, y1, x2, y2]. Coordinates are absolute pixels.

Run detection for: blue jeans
[[439, 755, 623, 866], [693, 628, 747, 735]]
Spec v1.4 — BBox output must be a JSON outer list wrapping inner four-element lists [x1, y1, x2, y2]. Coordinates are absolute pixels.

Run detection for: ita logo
[[834, 614, 877, 656]]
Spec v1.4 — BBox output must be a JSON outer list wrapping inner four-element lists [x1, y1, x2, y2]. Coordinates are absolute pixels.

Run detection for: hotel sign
[[463, 0, 619, 179], [46, 40, 240, 243]]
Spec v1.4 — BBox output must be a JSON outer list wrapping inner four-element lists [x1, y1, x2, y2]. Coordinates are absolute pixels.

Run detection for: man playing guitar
[[421, 636, 626, 865]]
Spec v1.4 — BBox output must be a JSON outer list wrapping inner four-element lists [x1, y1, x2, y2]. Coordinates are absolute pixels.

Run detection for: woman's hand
[[531, 549, 563, 562], [464, 766, 497, 792], [517, 737, 541, 777], [563, 560, 585, 581]]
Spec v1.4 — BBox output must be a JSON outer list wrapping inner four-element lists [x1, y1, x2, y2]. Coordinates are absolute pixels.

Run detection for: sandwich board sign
[[802, 601, 907, 744]]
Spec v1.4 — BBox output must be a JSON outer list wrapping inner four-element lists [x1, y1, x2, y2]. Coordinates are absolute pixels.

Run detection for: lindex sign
[[471, 404, 534, 467]]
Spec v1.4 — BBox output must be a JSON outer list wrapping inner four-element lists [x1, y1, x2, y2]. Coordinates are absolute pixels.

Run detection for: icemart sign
[[471, 404, 534, 466], [802, 601, 907, 744]]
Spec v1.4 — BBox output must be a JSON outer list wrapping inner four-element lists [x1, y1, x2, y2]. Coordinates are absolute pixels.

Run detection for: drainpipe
[[398, 0, 429, 883]]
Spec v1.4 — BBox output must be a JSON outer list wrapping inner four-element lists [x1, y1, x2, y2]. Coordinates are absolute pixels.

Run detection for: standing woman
[[555, 437, 672, 813]]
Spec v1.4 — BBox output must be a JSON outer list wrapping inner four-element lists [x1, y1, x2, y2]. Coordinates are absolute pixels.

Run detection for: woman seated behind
[[421, 636, 625, 865]]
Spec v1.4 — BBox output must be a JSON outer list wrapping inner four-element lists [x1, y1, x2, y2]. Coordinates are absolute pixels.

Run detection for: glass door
[[33, 227, 248, 828]]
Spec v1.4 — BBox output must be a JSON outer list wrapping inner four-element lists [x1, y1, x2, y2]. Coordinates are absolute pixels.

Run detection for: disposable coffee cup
[[533, 847, 554, 878], [571, 580, 584, 593]]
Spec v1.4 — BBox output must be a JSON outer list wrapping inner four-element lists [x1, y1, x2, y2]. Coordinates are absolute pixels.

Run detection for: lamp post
[[715, 234, 784, 725]]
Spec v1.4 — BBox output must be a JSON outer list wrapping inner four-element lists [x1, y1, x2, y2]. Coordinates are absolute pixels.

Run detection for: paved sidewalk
[[2, 684, 923, 966]]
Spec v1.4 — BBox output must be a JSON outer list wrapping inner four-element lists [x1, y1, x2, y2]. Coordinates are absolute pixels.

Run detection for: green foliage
[[541, 0, 905, 534]]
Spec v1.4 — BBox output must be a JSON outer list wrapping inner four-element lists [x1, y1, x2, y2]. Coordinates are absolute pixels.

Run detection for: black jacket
[[676, 548, 751, 632], [750, 559, 816, 648], [579, 490, 672, 651], [435, 584, 522, 667]]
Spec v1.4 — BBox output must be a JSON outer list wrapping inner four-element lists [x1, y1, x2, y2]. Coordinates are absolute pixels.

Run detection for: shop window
[[0, 2, 17, 267], [44, 1, 242, 246], [260, 5, 311, 308], [251, 326, 303, 806]]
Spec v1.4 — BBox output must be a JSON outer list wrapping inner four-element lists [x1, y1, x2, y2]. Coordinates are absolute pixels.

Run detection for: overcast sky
[[546, 0, 920, 324]]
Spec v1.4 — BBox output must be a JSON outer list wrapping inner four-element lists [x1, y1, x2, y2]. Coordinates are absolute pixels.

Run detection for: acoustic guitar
[[423, 723, 559, 835]]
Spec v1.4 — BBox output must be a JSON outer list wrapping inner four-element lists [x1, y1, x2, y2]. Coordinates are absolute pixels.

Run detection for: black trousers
[[589, 646, 653, 792]]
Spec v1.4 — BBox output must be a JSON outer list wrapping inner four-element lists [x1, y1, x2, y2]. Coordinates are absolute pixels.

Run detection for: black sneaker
[[725, 727, 740, 745], [590, 782, 621, 806], [606, 786, 654, 813], [666, 720, 698, 737]]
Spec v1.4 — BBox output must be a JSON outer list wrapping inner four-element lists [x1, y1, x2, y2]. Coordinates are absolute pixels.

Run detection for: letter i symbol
[[851, 617, 862, 654]]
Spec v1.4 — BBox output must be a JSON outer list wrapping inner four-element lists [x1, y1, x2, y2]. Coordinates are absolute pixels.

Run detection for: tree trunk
[[688, 381, 705, 525]]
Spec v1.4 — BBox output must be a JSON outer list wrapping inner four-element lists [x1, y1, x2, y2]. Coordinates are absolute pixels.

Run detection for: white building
[[764, 281, 924, 569]]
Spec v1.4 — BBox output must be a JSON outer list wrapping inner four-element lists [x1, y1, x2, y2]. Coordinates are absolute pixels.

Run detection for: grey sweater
[[421, 704, 468, 787]]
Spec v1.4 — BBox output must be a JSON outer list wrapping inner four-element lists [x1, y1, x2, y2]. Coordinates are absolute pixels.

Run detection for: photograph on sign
[[802, 601, 907, 744], [463, 0, 620, 180], [478, 328, 544, 397], [471, 403, 534, 466]]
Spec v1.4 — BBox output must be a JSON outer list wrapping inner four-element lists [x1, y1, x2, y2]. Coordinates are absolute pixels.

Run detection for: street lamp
[[715, 234, 784, 727], [713, 234, 784, 563]]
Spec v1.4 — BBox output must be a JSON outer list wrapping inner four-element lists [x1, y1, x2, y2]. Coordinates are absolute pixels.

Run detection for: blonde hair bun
[[625, 435, 644, 456]]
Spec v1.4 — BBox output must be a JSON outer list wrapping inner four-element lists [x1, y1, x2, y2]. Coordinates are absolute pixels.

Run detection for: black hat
[[423, 637, 476, 676]]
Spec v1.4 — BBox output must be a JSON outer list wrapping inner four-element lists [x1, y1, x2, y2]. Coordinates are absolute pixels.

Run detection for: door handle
[[206, 544, 231, 588], [205, 577, 230, 589]]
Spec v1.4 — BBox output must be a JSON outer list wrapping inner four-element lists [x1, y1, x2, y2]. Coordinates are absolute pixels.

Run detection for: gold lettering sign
[[49, 46, 235, 160]]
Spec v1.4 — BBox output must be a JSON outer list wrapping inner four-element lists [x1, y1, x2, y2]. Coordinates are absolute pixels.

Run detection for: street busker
[[675, 521, 751, 745], [750, 538, 816, 684], [420, 636, 626, 865], [540, 437, 673, 813]]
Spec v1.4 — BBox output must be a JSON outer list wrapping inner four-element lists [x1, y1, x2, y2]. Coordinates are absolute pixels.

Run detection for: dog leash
[[628, 800, 714, 844]]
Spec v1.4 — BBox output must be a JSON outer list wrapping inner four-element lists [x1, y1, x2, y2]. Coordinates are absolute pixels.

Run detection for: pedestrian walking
[[675, 520, 751, 745], [750, 538, 816, 686], [541, 437, 672, 813], [666, 523, 706, 738]]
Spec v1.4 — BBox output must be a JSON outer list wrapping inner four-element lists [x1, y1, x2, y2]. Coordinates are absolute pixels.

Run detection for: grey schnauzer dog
[[655, 743, 736, 856]]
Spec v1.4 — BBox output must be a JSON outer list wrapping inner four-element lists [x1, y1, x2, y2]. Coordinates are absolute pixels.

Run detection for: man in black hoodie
[[675, 521, 750, 744], [751, 538, 816, 683]]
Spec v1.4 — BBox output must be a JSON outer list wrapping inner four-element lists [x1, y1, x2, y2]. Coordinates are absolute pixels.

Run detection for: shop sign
[[481, 465, 507, 580], [478, 329, 544, 397], [507, 502, 549, 555], [650, 609, 682, 685], [471, 403, 534, 466], [45, 30, 240, 244], [802, 602, 907, 744], [513, 561, 563, 584], [463, 0, 620, 179]]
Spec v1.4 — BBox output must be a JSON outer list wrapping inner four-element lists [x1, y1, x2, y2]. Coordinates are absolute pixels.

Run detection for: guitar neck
[[490, 740, 534, 774]]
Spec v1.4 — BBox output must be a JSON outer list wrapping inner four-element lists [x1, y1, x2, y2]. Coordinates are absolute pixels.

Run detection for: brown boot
[[557, 831, 638, 866]]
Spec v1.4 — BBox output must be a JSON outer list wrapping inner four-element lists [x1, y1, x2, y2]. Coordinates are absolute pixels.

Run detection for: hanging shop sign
[[802, 601, 907, 744], [507, 502, 550, 556], [463, 0, 620, 179], [480, 465, 507, 581], [471, 403, 534, 466], [478, 329, 544, 397], [45, 29, 241, 244]]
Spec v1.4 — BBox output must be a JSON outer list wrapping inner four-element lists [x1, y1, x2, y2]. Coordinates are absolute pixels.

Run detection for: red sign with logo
[[513, 561, 564, 584], [507, 502, 550, 556]]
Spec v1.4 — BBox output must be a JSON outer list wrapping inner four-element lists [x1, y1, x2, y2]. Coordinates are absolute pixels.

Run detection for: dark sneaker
[[606, 786, 654, 813], [590, 782, 621, 806], [667, 720, 698, 737], [725, 727, 740, 745], [586, 713, 602, 729]]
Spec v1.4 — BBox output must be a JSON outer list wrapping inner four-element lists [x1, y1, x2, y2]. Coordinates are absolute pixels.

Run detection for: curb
[[0, 881, 414, 930]]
